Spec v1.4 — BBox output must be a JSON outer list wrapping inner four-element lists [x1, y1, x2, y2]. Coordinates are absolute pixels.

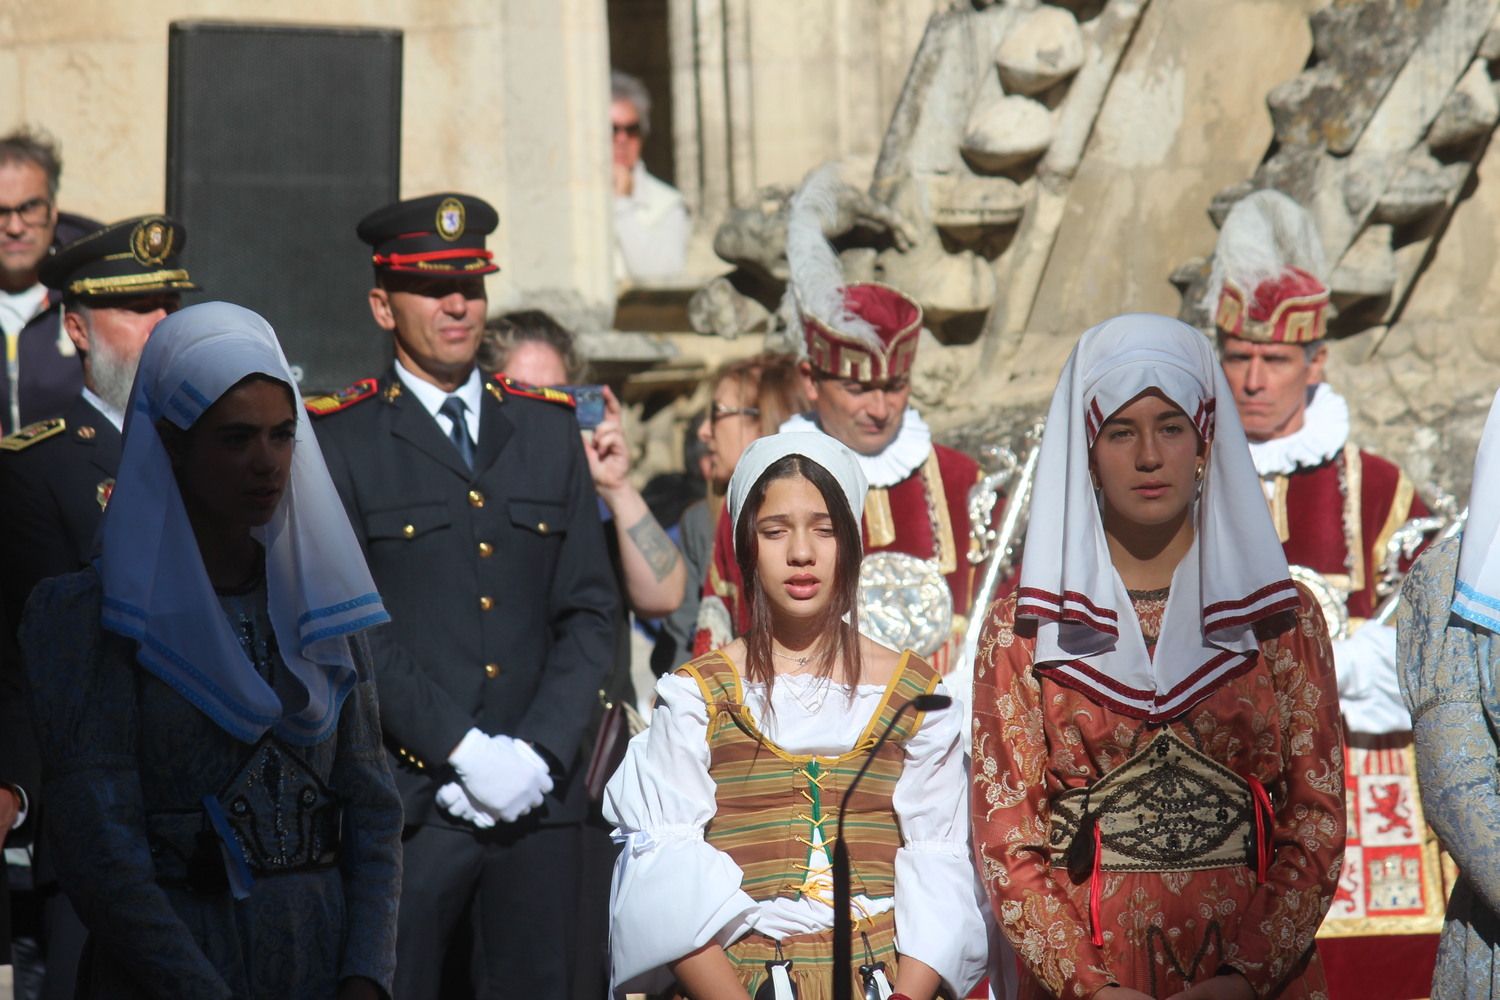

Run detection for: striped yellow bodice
[[676, 649, 939, 903]]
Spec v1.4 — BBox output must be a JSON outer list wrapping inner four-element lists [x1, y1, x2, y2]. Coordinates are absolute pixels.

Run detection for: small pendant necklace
[[772, 647, 813, 669]]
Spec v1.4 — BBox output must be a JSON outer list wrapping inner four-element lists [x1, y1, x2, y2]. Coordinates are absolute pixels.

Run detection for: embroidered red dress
[[972, 587, 1346, 999]]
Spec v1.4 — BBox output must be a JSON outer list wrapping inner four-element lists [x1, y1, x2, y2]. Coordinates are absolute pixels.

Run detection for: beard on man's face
[[87, 322, 141, 415]]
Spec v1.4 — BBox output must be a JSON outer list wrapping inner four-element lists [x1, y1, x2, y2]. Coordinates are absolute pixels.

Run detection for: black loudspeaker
[[167, 21, 402, 392]]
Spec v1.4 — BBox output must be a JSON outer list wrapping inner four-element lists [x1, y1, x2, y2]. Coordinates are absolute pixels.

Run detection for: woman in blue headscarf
[[21, 302, 401, 999], [1398, 388, 1500, 1000]]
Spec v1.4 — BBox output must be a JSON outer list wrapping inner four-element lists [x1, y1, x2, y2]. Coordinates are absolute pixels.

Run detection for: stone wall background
[[4, 0, 1499, 505]]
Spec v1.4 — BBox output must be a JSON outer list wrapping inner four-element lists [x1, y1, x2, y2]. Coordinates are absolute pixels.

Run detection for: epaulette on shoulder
[[496, 375, 576, 408], [0, 417, 66, 452], [304, 378, 379, 417]]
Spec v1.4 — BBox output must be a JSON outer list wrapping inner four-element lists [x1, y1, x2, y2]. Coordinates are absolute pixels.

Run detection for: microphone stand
[[832, 692, 952, 1000]]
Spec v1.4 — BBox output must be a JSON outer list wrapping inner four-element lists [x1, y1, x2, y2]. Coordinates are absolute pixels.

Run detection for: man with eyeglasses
[[0, 214, 194, 1000], [0, 128, 100, 437], [610, 70, 688, 282]]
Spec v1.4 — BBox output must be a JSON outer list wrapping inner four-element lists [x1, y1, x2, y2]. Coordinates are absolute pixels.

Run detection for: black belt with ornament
[[1048, 729, 1276, 876]]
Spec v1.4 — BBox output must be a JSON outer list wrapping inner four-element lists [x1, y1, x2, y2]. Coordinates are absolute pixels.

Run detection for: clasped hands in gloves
[[439, 728, 554, 828]]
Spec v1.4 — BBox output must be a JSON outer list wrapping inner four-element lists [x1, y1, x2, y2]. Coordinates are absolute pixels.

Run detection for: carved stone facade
[[7, 0, 1500, 498]]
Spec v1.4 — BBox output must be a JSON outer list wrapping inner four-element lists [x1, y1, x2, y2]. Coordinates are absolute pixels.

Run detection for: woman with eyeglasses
[[972, 314, 1345, 1000], [656, 353, 806, 671]]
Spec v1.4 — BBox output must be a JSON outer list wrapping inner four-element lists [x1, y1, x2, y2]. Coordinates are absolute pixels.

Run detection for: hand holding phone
[[560, 384, 607, 431]]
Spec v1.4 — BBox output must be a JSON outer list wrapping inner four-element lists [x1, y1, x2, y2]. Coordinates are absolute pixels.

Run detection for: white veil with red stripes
[[1017, 313, 1297, 720]]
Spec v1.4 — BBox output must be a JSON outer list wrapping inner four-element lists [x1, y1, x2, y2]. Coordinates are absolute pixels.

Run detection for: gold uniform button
[[402, 524, 415, 539], [536, 521, 549, 534], [479, 596, 494, 611], [478, 542, 493, 558], [484, 662, 500, 679], [468, 489, 485, 508]]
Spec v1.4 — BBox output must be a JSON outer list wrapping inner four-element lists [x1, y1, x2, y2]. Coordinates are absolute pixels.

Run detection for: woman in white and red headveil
[[972, 313, 1345, 1000]]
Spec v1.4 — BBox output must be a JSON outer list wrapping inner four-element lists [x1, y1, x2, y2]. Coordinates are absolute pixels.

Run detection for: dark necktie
[[438, 395, 474, 471]]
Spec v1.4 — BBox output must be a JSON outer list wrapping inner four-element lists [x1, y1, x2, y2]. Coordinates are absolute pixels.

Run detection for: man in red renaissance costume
[[693, 166, 992, 676], [1209, 190, 1443, 1000]]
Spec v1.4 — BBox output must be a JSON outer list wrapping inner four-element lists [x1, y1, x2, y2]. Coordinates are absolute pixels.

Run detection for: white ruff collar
[[779, 408, 931, 488], [1247, 383, 1349, 478]]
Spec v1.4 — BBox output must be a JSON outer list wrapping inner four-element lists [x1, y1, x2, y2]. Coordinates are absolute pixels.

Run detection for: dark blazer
[[0, 394, 121, 866], [313, 369, 618, 827]]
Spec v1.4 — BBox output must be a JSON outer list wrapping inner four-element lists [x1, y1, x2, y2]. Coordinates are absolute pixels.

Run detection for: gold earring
[[1194, 463, 1205, 482]]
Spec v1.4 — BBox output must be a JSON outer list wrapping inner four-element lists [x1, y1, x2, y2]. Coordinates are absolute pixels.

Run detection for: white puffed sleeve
[[603, 673, 759, 992], [891, 683, 992, 997]]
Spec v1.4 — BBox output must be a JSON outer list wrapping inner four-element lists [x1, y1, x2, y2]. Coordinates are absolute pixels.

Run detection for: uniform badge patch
[[497, 376, 576, 408], [304, 378, 379, 416], [97, 478, 115, 510], [436, 197, 466, 242], [0, 417, 66, 451], [131, 217, 174, 266]]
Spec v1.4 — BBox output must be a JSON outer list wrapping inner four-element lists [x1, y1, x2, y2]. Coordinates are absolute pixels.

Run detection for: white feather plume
[[1203, 189, 1328, 317], [783, 163, 881, 351]]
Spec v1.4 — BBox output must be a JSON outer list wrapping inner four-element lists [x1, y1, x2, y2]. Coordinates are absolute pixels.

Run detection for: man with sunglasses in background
[[0, 128, 100, 438], [610, 70, 688, 282]]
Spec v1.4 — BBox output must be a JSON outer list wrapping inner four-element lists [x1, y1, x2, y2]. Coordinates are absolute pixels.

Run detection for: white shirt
[[393, 359, 482, 444], [82, 386, 126, 432], [0, 283, 47, 337], [613, 162, 689, 282], [604, 668, 990, 997]]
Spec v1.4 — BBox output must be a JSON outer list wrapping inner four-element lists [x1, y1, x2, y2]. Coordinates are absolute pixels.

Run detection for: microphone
[[832, 692, 952, 1000]]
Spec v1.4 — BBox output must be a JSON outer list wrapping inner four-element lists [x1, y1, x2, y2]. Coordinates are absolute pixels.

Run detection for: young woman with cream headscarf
[[20, 302, 402, 999], [605, 432, 990, 1000], [972, 314, 1345, 1000], [1398, 388, 1500, 1000]]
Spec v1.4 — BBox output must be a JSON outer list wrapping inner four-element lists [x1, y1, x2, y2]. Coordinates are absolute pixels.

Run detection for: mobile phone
[[561, 384, 607, 430]]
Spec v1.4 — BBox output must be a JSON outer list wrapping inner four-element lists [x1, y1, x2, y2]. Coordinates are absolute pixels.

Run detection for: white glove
[[447, 728, 556, 823], [435, 781, 497, 829], [1331, 623, 1412, 735]]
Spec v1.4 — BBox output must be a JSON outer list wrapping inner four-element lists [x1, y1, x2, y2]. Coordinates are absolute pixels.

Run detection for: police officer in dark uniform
[[309, 193, 617, 1000], [0, 214, 194, 1000]]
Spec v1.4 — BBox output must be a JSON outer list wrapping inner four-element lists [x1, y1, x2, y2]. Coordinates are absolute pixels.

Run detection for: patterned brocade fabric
[[1129, 587, 1170, 653], [1397, 535, 1500, 1000], [972, 588, 1346, 999]]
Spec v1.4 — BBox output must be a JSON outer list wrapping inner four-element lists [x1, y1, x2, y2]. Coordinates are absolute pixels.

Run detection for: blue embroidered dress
[[21, 569, 403, 999], [1398, 535, 1500, 999]]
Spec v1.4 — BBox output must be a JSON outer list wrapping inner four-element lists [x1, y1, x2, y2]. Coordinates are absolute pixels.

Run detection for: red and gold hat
[[802, 282, 922, 382], [1214, 266, 1328, 344]]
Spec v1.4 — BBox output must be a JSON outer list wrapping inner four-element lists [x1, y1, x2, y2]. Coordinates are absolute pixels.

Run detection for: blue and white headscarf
[[99, 301, 388, 745]]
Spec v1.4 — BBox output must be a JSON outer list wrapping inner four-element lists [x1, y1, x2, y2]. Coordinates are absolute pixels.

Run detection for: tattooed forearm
[[626, 512, 682, 583]]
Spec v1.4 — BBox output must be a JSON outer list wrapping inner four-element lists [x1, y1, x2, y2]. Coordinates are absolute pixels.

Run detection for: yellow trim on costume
[[697, 649, 926, 766], [923, 450, 957, 575], [1269, 475, 1291, 543], [1343, 445, 1365, 592], [68, 269, 192, 296], [865, 487, 896, 548], [1371, 472, 1417, 580]]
